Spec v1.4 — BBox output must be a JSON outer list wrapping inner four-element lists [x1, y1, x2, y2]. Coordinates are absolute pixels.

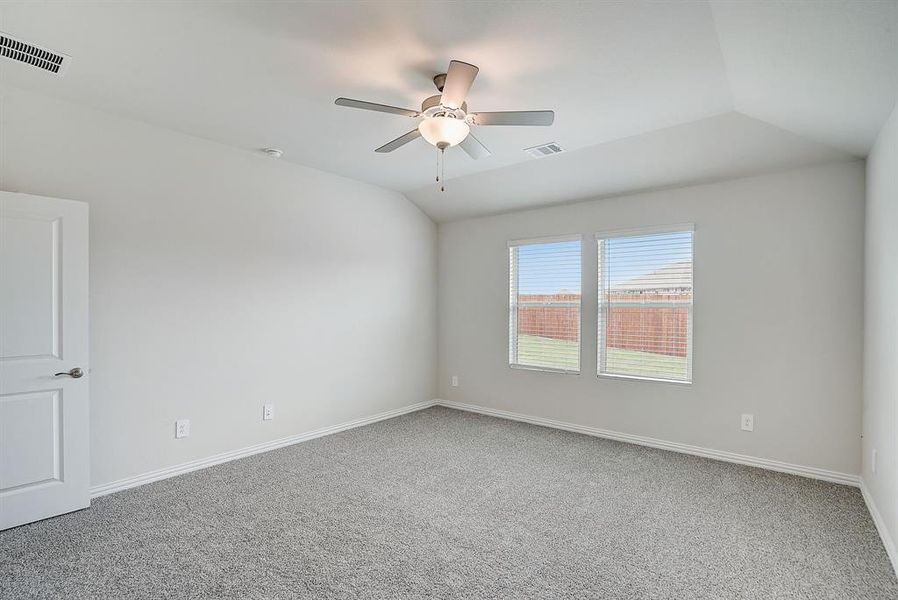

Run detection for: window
[[508, 236, 581, 373], [597, 226, 693, 383]]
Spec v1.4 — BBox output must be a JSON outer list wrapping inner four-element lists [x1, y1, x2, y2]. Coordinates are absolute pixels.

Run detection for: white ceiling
[[711, 0, 898, 157], [406, 112, 854, 222], [1, 1, 896, 221]]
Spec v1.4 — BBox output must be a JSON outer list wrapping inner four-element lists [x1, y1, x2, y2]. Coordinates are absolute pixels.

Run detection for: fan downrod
[[433, 73, 447, 92]]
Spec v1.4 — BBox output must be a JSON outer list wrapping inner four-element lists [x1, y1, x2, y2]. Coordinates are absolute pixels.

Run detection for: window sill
[[510, 363, 580, 376], [597, 372, 692, 386]]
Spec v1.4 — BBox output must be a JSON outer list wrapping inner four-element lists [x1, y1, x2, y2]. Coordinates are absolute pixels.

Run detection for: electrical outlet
[[740, 414, 754, 432], [175, 419, 190, 439], [872, 448, 877, 473], [263, 404, 274, 421], [451, 375, 459, 387]]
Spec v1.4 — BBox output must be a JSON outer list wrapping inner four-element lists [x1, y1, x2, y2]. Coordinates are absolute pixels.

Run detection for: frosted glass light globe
[[418, 116, 470, 148]]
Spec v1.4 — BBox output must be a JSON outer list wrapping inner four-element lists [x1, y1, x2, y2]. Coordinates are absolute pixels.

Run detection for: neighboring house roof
[[611, 261, 692, 292]]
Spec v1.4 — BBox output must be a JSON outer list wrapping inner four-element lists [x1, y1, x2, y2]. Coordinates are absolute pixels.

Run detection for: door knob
[[54, 367, 84, 378]]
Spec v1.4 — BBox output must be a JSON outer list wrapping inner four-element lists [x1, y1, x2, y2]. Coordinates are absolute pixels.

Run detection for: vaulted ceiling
[[1, 1, 896, 221]]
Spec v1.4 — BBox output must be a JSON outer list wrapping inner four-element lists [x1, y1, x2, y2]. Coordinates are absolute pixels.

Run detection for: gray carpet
[[1, 406, 896, 599]]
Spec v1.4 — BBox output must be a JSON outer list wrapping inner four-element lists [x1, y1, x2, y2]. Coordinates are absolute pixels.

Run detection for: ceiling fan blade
[[374, 129, 422, 153], [440, 60, 479, 109], [458, 132, 491, 160], [335, 97, 419, 117], [471, 111, 555, 126]]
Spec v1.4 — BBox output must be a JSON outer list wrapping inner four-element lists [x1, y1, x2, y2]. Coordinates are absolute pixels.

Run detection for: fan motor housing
[[421, 94, 467, 116]]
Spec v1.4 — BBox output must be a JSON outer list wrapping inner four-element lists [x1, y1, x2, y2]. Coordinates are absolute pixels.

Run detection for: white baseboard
[[92, 397, 860, 493], [434, 399, 860, 487], [860, 478, 898, 577], [90, 400, 437, 498]]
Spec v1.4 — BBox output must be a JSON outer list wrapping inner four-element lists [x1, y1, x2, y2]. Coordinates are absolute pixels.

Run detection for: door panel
[[0, 390, 61, 490], [0, 215, 60, 360], [0, 192, 89, 530]]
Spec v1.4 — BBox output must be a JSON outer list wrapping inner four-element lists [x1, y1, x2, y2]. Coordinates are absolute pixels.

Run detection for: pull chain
[[434, 146, 448, 192], [440, 147, 445, 192]]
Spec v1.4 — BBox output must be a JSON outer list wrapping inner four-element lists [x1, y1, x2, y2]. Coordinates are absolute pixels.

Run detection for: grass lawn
[[517, 334, 687, 380]]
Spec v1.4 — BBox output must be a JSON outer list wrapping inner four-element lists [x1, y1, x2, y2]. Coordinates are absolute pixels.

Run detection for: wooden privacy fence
[[517, 292, 690, 357], [516, 294, 580, 343]]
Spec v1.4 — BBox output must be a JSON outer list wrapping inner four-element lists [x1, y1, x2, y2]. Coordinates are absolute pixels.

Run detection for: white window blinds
[[597, 227, 693, 383], [509, 237, 581, 373]]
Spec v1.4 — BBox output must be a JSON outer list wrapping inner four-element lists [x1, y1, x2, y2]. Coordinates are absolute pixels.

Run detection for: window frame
[[507, 234, 583, 375], [595, 224, 695, 385]]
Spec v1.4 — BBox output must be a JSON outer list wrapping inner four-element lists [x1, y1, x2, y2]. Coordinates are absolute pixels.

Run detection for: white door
[[0, 191, 90, 530]]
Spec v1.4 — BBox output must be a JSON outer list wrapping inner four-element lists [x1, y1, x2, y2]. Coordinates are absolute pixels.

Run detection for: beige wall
[[0, 88, 438, 487], [438, 161, 865, 475], [863, 101, 898, 556]]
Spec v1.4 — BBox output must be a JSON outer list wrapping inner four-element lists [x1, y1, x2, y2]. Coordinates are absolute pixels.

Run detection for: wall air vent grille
[[524, 142, 564, 158], [0, 33, 69, 75]]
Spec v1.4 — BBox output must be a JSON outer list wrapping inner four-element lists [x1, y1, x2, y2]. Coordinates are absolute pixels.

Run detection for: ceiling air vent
[[0, 33, 69, 76], [524, 142, 564, 158]]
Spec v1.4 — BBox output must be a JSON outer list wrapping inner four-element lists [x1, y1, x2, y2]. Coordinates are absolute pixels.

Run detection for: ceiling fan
[[335, 60, 554, 190]]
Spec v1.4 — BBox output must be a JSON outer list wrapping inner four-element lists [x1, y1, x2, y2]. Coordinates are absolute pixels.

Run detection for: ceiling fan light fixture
[[335, 59, 553, 175], [418, 116, 470, 149]]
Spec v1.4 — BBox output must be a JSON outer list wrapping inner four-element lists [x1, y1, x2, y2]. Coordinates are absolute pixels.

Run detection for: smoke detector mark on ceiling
[[524, 143, 564, 158], [0, 33, 70, 76]]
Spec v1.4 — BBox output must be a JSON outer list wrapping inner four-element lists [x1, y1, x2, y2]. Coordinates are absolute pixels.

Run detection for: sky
[[514, 231, 692, 294]]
